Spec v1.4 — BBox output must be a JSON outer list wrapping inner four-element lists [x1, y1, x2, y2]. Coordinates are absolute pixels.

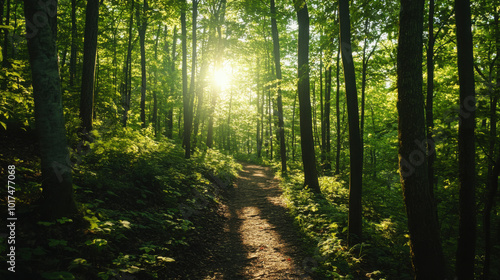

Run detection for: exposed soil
[[168, 163, 317, 280], [166, 163, 317, 279]]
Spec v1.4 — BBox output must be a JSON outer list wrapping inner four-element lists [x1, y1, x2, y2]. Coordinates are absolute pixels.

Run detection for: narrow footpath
[[203, 163, 315, 279]]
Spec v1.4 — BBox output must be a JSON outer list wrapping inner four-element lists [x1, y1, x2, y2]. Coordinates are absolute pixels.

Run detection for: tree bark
[[324, 65, 331, 171], [455, 0, 477, 278], [24, 0, 78, 220], [339, 0, 363, 246], [138, 0, 148, 129], [270, 0, 287, 174], [79, 0, 99, 135], [166, 26, 177, 139], [69, 0, 77, 88], [121, 0, 134, 127], [181, 0, 191, 156], [426, 0, 437, 197], [397, 0, 446, 278], [335, 44, 341, 175], [295, 0, 320, 193]]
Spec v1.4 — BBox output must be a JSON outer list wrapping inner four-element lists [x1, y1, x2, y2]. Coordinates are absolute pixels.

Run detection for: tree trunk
[[335, 45, 341, 175], [455, 0, 477, 278], [270, 0, 287, 174], [166, 26, 177, 139], [181, 0, 191, 157], [138, 0, 148, 129], [79, 0, 99, 135], [397, 0, 446, 278], [324, 65, 331, 170], [24, 0, 78, 220], [339, 0, 363, 246], [256, 58, 263, 158], [2, 0, 10, 68], [295, 1, 320, 193], [69, 0, 77, 88], [292, 91, 297, 161], [121, 0, 134, 127], [426, 0, 437, 197]]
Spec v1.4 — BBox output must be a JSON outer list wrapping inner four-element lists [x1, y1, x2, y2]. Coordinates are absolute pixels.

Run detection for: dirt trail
[[201, 163, 315, 279]]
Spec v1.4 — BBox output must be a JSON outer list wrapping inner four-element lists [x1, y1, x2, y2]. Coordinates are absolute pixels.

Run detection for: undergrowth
[[0, 128, 241, 279], [279, 170, 413, 279]]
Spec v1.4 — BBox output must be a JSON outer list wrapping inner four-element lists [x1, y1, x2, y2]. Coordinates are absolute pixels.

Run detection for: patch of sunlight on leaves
[[157, 256, 175, 263], [119, 220, 131, 229], [68, 258, 90, 270], [56, 217, 73, 225]]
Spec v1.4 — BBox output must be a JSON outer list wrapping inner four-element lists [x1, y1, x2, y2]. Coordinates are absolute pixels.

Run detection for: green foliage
[[3, 128, 240, 278], [280, 170, 412, 279]]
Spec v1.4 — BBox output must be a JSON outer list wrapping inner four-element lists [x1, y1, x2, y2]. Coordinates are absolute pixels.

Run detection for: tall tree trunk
[[397, 0, 446, 278], [320, 51, 325, 165], [292, 91, 297, 161], [121, 0, 134, 127], [166, 26, 177, 138], [138, 0, 148, 129], [24, 0, 78, 219], [152, 26, 161, 137], [79, 0, 99, 135], [295, 1, 320, 193], [426, 0, 436, 194], [324, 65, 331, 170], [335, 45, 341, 175], [184, 0, 198, 157], [455, 0, 477, 278], [270, 0, 287, 174], [69, 0, 77, 87], [339, 0, 363, 247], [181, 0, 190, 156], [256, 58, 263, 158], [2, 0, 10, 68]]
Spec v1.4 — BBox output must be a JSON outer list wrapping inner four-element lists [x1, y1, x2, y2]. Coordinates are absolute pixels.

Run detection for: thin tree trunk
[[256, 58, 263, 158], [181, 0, 190, 157], [324, 65, 332, 170], [24, 0, 78, 219], [270, 0, 287, 173], [339, 0, 363, 247], [335, 44, 341, 175], [2, 0, 10, 68], [79, 0, 99, 135], [166, 26, 177, 138], [121, 0, 134, 127], [295, 1, 320, 193], [292, 91, 297, 161], [426, 0, 437, 194], [397, 0, 446, 277], [183, 0, 198, 157], [138, 0, 148, 129], [455, 0, 477, 277], [69, 0, 77, 88], [152, 26, 161, 137]]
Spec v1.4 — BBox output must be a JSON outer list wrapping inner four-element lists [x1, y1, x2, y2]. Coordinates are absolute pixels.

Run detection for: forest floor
[[170, 163, 317, 279]]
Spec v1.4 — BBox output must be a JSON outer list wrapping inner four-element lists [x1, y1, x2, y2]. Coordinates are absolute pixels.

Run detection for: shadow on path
[[203, 163, 316, 279]]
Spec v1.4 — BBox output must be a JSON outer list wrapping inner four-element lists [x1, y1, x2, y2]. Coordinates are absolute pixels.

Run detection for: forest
[[0, 0, 499, 279]]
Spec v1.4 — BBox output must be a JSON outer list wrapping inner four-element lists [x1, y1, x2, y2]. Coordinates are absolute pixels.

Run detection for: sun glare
[[213, 68, 230, 88]]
